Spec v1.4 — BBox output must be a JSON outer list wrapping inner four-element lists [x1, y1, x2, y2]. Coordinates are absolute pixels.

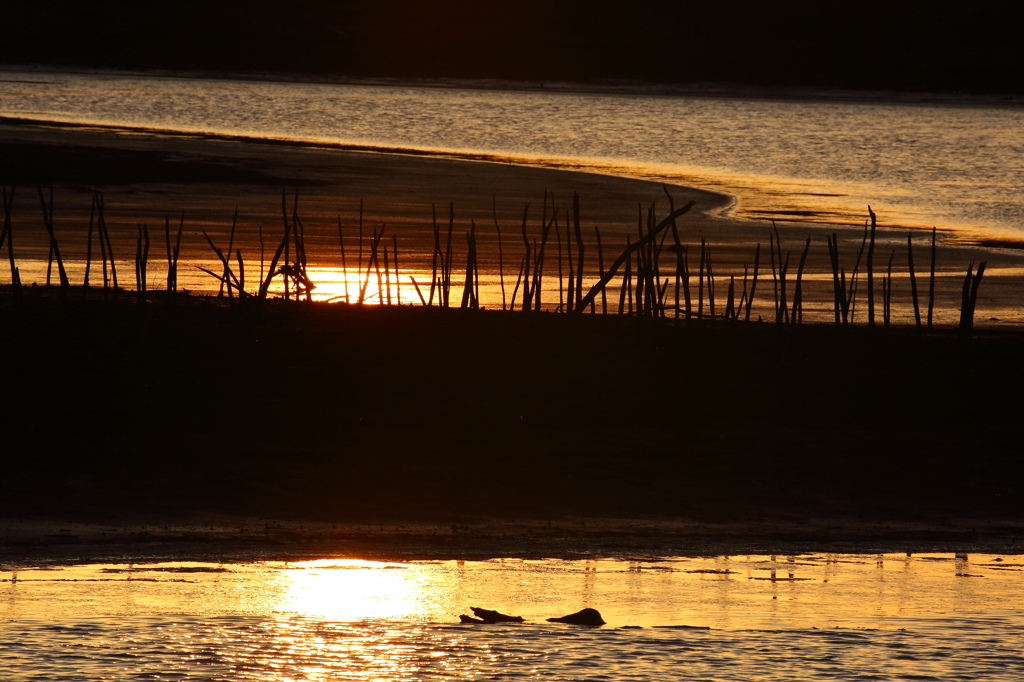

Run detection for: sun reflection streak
[[277, 560, 432, 622]]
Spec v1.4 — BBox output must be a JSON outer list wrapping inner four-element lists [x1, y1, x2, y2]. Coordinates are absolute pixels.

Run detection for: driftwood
[[465, 607, 524, 623]]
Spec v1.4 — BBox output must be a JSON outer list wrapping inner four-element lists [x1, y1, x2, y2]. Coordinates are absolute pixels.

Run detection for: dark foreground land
[[2, 290, 1023, 563]]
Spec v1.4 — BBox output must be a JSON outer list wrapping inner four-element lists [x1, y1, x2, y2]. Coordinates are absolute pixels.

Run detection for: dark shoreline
[[2, 289, 1024, 564]]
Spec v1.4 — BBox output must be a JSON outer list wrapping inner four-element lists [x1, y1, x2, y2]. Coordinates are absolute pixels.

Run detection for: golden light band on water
[[278, 560, 435, 622]]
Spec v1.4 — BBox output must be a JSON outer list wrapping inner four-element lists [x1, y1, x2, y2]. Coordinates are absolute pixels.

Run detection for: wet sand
[[3, 121, 1024, 565]]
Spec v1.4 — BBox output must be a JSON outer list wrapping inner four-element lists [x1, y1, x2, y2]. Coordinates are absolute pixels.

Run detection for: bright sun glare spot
[[279, 559, 429, 622]]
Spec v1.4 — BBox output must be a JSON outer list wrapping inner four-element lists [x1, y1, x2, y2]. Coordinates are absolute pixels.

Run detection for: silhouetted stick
[[573, 191, 584, 309], [101, 198, 118, 290], [141, 223, 150, 303], [444, 202, 455, 308], [968, 261, 986, 329], [959, 261, 975, 337], [907, 233, 921, 332], [258, 213, 292, 300], [745, 244, 760, 322], [520, 202, 532, 312], [383, 245, 392, 306], [171, 212, 183, 297], [532, 211, 553, 311], [358, 199, 365, 297], [555, 218, 564, 311], [1, 187, 20, 302], [778, 251, 790, 324], [706, 246, 716, 324], [725, 275, 735, 321], [884, 250, 894, 329], [565, 209, 574, 313], [37, 186, 69, 293], [595, 226, 607, 315], [202, 230, 242, 294], [510, 255, 526, 310], [793, 236, 811, 325], [622, 237, 633, 315], [535, 191, 548, 310], [928, 226, 936, 330], [843, 222, 870, 325], [867, 206, 877, 327], [772, 223, 790, 324], [573, 203, 694, 315], [429, 204, 440, 306], [259, 224, 264, 293], [374, 228, 385, 306], [136, 225, 142, 297], [281, 190, 291, 301], [826, 233, 842, 325], [97, 195, 109, 296], [460, 230, 473, 310], [164, 214, 173, 292], [393, 234, 401, 306], [738, 265, 749, 321], [769, 228, 779, 321], [410, 276, 427, 306], [654, 226, 670, 318], [959, 260, 987, 339], [492, 195, 506, 310], [619, 237, 630, 314], [84, 195, 95, 292], [664, 186, 681, 320], [698, 238, 706, 320], [219, 208, 238, 298], [235, 249, 244, 297], [338, 216, 349, 303]]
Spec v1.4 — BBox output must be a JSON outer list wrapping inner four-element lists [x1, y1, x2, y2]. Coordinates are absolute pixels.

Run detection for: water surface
[[3, 71, 1023, 242], [3, 554, 1021, 680]]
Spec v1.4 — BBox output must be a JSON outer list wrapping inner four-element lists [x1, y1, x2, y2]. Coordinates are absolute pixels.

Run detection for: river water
[[2, 554, 1022, 680], [2, 70, 1023, 243]]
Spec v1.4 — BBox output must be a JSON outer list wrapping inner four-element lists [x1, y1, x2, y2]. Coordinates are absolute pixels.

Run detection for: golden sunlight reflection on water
[[3, 554, 1022, 629], [3, 556, 1024, 680]]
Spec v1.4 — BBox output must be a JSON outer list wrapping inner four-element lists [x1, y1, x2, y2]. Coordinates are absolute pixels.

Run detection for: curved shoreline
[[0, 114, 737, 220]]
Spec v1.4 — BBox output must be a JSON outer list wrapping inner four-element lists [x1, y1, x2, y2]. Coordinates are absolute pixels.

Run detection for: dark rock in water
[[546, 608, 606, 626], [459, 614, 485, 624], [469, 606, 524, 623]]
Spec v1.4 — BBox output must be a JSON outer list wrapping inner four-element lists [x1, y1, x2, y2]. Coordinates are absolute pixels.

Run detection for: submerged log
[[546, 608, 605, 626]]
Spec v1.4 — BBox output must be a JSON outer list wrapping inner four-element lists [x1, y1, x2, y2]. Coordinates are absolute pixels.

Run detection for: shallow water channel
[[3, 70, 1024, 241], [1, 554, 1021, 680]]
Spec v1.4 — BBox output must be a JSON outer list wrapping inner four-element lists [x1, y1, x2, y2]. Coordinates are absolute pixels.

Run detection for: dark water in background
[[2, 555, 1022, 680], [2, 70, 1023, 241]]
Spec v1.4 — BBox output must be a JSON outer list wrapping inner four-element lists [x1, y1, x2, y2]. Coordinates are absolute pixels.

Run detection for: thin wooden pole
[[928, 226, 936, 330], [867, 206, 877, 327], [908, 233, 921, 332], [492, 195, 506, 310], [338, 216, 349, 303], [745, 244, 760, 322], [392, 234, 401, 306], [595, 226, 607, 315]]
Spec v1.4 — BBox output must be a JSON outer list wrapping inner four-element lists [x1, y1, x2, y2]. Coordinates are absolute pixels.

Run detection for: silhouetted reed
[[907, 233, 921, 332], [959, 260, 986, 339], [867, 206, 877, 327], [928, 227, 937, 330], [135, 223, 150, 306], [0, 184, 1004, 346]]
